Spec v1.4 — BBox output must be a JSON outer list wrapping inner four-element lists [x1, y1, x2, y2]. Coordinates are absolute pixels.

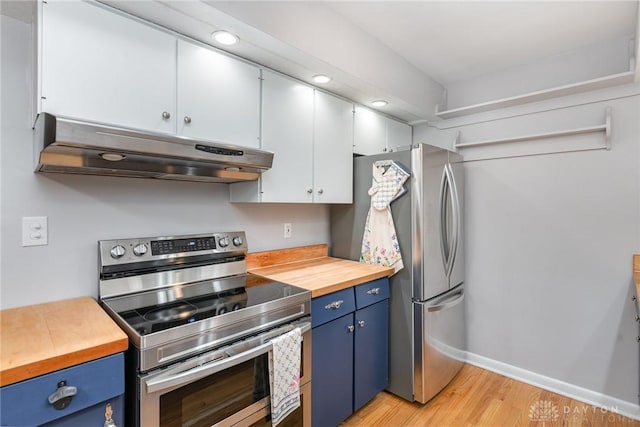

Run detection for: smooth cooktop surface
[[105, 274, 309, 336]]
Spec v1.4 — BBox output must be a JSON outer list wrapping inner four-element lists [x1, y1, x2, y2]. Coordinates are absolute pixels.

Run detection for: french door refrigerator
[[330, 143, 465, 403]]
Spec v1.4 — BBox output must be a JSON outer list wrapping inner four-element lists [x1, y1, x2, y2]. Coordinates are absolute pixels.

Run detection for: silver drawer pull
[[325, 300, 344, 310], [366, 288, 380, 295]]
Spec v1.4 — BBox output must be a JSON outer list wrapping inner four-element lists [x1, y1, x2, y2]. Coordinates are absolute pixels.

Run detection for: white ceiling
[[2, 0, 639, 122]]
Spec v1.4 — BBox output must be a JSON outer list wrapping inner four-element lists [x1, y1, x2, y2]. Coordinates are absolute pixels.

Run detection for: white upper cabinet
[[353, 106, 412, 155], [39, 0, 177, 133], [39, 1, 261, 148], [259, 70, 315, 203], [313, 91, 354, 203], [386, 118, 413, 152], [354, 106, 387, 155], [177, 40, 260, 147], [230, 72, 354, 203]]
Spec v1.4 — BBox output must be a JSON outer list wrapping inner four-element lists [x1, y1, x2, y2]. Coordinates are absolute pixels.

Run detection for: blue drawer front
[[311, 287, 355, 328], [1, 353, 124, 427], [354, 277, 390, 309]]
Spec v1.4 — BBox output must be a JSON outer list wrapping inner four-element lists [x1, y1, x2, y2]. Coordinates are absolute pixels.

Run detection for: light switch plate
[[22, 216, 48, 246]]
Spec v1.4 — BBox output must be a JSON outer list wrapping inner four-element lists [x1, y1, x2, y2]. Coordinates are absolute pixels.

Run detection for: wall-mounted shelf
[[436, 71, 634, 120], [454, 107, 612, 152]]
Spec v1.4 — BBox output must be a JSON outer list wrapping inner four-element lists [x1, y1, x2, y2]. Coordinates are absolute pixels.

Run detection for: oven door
[[138, 320, 311, 427]]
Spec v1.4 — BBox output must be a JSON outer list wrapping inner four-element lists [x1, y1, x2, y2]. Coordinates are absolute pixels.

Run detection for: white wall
[[416, 86, 640, 409], [445, 35, 633, 110], [0, 15, 330, 309]]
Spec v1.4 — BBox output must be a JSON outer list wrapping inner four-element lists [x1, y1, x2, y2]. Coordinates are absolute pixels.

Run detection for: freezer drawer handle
[[325, 300, 344, 310], [427, 290, 464, 313], [366, 288, 380, 295]]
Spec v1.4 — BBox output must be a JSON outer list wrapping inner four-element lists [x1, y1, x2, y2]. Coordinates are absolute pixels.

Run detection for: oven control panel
[[99, 232, 248, 266]]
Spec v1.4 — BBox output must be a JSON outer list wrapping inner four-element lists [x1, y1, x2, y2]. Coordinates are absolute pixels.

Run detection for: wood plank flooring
[[341, 364, 640, 426]]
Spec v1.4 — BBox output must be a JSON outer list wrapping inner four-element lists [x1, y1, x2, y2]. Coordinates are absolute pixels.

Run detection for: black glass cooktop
[[108, 274, 308, 336]]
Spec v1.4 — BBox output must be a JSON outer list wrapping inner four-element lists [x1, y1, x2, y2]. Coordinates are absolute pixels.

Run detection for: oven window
[[159, 354, 270, 427], [249, 394, 304, 427]]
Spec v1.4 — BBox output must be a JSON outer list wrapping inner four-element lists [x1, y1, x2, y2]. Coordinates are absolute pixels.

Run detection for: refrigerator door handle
[[426, 289, 464, 312], [447, 163, 461, 279], [440, 165, 457, 279], [439, 166, 451, 276]]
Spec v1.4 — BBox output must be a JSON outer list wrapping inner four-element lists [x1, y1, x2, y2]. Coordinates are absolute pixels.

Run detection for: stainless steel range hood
[[34, 113, 273, 183]]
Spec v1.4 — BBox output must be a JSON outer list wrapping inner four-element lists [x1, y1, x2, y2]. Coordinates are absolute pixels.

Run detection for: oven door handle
[[145, 321, 310, 394]]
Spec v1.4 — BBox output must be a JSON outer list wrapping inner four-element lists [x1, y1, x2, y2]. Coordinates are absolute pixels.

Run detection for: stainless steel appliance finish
[[98, 232, 311, 426], [138, 319, 312, 427], [330, 143, 465, 404], [35, 113, 274, 183]]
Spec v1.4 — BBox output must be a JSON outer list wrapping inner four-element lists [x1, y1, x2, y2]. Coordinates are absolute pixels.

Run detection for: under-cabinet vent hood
[[34, 113, 273, 183]]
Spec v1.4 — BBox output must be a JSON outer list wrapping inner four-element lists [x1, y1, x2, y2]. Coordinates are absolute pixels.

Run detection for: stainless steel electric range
[[98, 232, 312, 427]]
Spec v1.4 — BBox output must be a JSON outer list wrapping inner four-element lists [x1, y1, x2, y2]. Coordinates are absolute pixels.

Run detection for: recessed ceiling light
[[312, 74, 332, 84], [371, 100, 388, 107], [211, 30, 239, 45]]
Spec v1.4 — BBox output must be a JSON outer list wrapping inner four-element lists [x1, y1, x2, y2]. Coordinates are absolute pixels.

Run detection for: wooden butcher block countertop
[[247, 244, 394, 298], [634, 255, 640, 300], [0, 297, 128, 387]]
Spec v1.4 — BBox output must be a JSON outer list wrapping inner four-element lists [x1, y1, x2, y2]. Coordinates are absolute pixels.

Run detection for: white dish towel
[[268, 327, 302, 426]]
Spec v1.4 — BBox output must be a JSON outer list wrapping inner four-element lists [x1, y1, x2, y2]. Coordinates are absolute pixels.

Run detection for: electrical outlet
[[22, 216, 48, 247], [284, 223, 292, 239]]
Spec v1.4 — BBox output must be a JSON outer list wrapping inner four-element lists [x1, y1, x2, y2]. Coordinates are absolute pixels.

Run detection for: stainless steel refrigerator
[[330, 143, 465, 404]]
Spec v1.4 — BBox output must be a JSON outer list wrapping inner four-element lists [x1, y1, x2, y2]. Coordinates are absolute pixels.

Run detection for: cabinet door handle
[[366, 288, 380, 295], [184, 115, 192, 124], [317, 189, 324, 194], [307, 188, 313, 194], [324, 300, 344, 310], [162, 111, 171, 120], [48, 380, 77, 410], [357, 320, 365, 328], [347, 325, 355, 333]]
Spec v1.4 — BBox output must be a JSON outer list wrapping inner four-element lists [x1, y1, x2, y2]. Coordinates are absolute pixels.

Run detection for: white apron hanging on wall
[[360, 160, 410, 274]]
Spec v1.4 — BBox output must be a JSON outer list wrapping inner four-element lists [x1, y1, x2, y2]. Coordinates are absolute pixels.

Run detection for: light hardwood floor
[[341, 364, 640, 426]]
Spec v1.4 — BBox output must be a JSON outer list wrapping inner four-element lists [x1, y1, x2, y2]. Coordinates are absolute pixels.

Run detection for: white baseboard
[[465, 351, 640, 421]]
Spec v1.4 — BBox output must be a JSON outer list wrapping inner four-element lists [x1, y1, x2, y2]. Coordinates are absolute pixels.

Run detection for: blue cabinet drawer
[[311, 287, 355, 328], [1, 353, 124, 427], [354, 277, 390, 309]]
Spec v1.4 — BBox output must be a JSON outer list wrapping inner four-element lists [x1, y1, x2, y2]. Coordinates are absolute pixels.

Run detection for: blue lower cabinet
[[311, 278, 390, 426], [1, 353, 124, 427], [354, 300, 389, 412], [312, 313, 355, 427]]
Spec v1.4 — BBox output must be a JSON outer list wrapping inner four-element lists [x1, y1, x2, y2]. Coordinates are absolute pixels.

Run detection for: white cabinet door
[[177, 40, 261, 147], [386, 118, 412, 152], [353, 106, 387, 155], [314, 91, 353, 203], [260, 71, 314, 202], [40, 0, 176, 133]]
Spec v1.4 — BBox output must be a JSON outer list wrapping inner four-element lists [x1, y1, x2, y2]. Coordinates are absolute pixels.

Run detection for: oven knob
[[218, 237, 229, 248], [232, 236, 243, 247], [133, 243, 148, 257], [110, 245, 126, 259]]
